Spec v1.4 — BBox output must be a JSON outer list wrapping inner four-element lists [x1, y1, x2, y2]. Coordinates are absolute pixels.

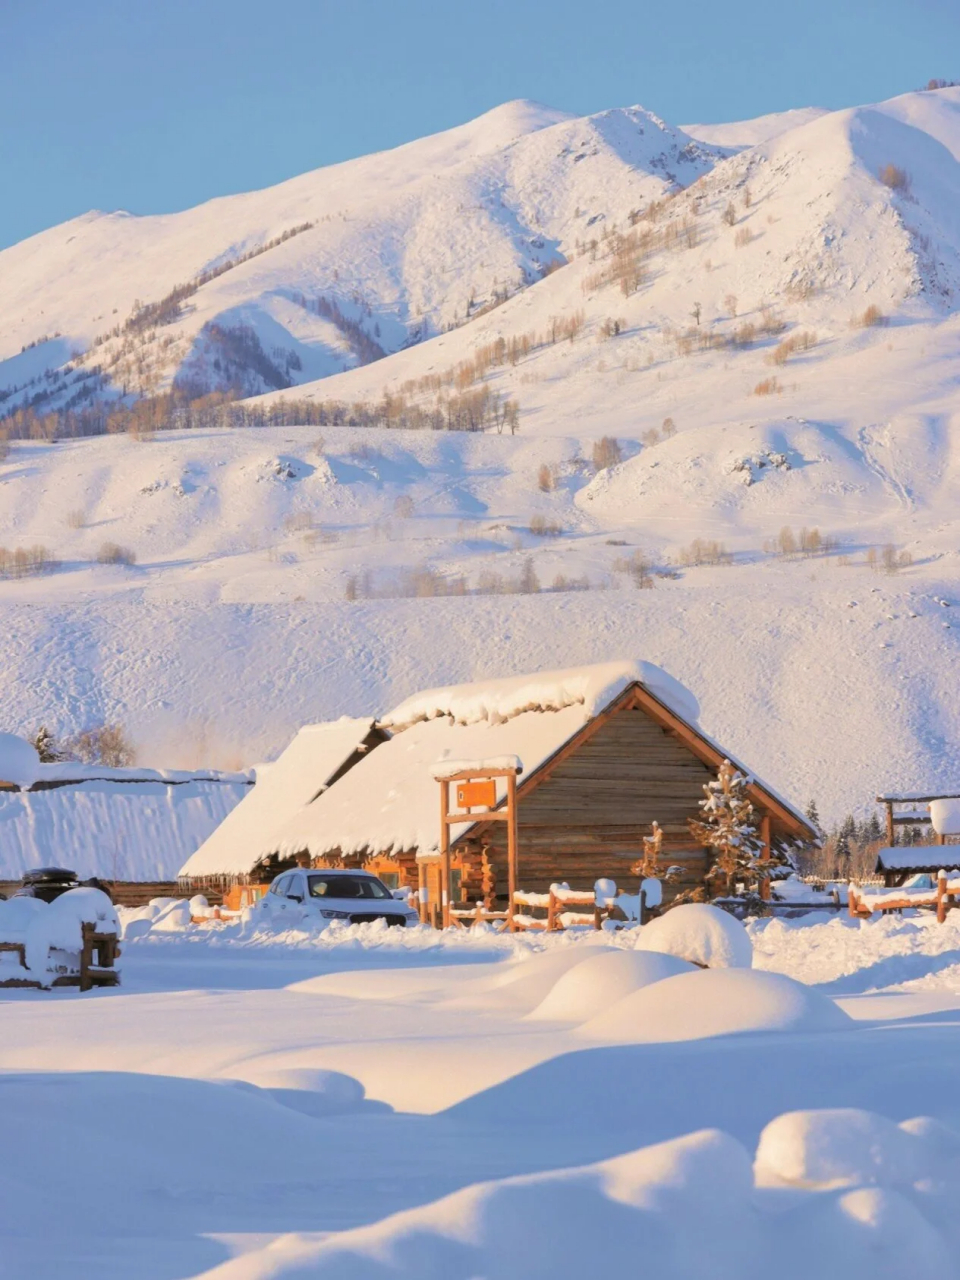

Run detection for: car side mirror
[[288, 893, 303, 903]]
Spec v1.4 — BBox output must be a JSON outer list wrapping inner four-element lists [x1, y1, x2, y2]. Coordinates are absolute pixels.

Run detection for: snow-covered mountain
[[3, 87, 960, 824], [0, 100, 720, 409]]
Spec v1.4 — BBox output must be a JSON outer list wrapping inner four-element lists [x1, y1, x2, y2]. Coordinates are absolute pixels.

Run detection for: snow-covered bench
[[0, 888, 121, 990]]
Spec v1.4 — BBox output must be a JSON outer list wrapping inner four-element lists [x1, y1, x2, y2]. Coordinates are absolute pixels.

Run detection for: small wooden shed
[[264, 661, 816, 907]]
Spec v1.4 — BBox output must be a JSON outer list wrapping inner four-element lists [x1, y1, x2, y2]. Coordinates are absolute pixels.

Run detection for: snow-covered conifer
[[689, 759, 763, 896]]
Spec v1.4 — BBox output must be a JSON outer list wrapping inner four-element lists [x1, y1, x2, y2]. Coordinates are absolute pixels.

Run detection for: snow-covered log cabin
[[179, 661, 816, 908]]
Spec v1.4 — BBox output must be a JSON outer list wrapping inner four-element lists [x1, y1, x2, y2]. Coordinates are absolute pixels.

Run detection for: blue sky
[[2, 0, 956, 250]]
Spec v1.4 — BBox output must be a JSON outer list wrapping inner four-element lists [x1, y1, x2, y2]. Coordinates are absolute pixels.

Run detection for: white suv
[[263, 868, 419, 928]]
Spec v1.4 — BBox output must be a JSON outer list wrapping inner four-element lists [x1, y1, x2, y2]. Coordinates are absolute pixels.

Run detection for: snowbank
[[381, 659, 701, 729], [181, 1108, 960, 1280], [749, 911, 960, 992], [636, 903, 754, 969], [0, 733, 40, 788], [526, 949, 694, 1022], [755, 1109, 931, 1190], [577, 968, 851, 1042]]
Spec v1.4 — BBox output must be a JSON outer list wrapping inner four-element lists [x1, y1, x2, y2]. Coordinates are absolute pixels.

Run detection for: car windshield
[[307, 875, 392, 900]]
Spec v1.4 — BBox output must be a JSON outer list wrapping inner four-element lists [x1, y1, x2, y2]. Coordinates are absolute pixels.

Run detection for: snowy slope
[[0, 101, 719, 408], [2, 89, 960, 829]]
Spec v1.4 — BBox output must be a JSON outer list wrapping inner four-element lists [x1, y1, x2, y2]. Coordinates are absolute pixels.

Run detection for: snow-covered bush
[[636, 902, 754, 969]]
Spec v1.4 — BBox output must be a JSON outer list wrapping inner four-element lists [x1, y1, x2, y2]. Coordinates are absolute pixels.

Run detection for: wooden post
[[885, 801, 895, 847], [439, 778, 451, 928], [507, 769, 518, 931], [435, 763, 521, 931], [417, 859, 428, 925], [759, 815, 772, 902], [938, 869, 948, 924]]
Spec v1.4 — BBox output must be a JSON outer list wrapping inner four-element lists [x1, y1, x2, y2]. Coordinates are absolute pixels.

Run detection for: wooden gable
[[454, 682, 813, 901]]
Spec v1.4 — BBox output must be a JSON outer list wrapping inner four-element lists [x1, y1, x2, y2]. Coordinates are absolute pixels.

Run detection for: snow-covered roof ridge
[[380, 660, 701, 732]]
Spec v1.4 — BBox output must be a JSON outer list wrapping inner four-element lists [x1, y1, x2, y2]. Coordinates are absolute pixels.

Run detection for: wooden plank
[[507, 770, 518, 930]]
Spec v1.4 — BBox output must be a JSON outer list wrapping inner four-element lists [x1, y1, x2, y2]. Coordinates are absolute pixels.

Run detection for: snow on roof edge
[[380, 660, 700, 731]]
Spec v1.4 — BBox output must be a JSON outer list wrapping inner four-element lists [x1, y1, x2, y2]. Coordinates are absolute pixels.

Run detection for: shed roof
[[874, 846, 960, 872], [270, 660, 815, 863], [178, 718, 376, 878]]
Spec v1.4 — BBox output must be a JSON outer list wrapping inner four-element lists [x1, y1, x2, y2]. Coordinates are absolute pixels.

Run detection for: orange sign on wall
[[456, 780, 497, 809]]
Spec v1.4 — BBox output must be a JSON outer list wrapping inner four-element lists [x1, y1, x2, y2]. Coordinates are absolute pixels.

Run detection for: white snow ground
[[7, 911, 960, 1278]]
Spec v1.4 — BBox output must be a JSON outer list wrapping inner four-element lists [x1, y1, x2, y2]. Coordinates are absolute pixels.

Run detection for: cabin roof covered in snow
[[178, 718, 377, 878], [269, 661, 814, 862], [874, 845, 960, 872], [380, 660, 700, 730]]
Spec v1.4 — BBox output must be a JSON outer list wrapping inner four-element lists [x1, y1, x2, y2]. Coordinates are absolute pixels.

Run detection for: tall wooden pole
[[759, 815, 772, 902], [417, 858, 428, 925], [507, 769, 518, 930], [440, 779, 451, 929]]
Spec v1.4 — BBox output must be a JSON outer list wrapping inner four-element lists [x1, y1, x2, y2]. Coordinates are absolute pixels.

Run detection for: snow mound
[[526, 949, 695, 1022], [381, 659, 700, 729], [198, 1128, 757, 1279], [576, 969, 852, 1043], [755, 1109, 932, 1190], [196, 1111, 960, 1280], [930, 798, 960, 837], [0, 733, 40, 788], [636, 903, 754, 969], [231, 1067, 366, 1117], [445, 945, 620, 1013]]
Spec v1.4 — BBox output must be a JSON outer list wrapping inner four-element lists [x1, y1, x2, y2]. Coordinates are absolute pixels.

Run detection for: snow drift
[[636, 902, 754, 969]]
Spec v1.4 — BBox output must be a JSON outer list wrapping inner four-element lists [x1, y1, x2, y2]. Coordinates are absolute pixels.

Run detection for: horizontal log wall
[[460, 707, 719, 901]]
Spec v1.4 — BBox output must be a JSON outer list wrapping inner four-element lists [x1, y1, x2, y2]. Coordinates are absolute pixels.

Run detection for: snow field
[[7, 911, 960, 1277], [2, 414, 960, 828], [185, 1114, 960, 1280]]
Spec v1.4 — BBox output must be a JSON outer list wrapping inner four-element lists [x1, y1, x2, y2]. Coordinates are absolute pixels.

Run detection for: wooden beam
[[760, 814, 771, 902], [507, 770, 518, 931], [439, 776, 451, 928]]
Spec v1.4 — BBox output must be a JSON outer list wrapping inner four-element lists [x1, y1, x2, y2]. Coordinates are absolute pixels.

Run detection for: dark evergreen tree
[[31, 725, 61, 763], [805, 799, 821, 834], [836, 814, 857, 864]]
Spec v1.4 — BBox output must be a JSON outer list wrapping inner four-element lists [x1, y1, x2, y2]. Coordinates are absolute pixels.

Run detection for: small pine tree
[[836, 814, 856, 863], [31, 725, 62, 763], [689, 760, 763, 895], [805, 799, 821, 834]]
